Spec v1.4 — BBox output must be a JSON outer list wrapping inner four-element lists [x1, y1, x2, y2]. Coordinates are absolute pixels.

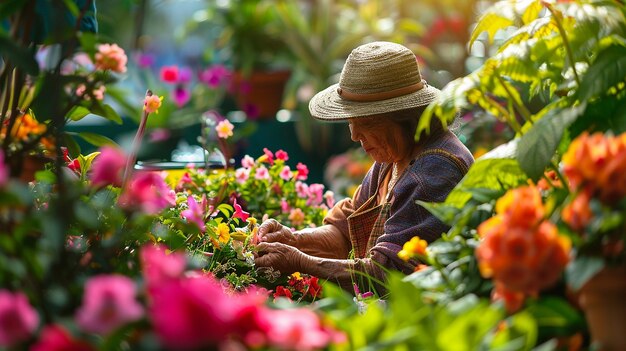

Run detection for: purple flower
[[75, 275, 144, 335], [173, 86, 191, 107], [199, 64, 231, 88], [0, 151, 8, 187]]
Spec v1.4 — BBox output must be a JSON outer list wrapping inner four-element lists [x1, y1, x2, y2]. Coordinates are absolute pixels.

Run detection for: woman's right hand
[[257, 219, 297, 246]]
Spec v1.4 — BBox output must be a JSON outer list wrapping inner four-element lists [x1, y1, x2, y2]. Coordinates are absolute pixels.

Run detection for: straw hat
[[308, 41, 440, 121]]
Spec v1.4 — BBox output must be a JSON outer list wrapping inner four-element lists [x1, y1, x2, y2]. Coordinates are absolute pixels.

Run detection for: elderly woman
[[254, 41, 473, 292]]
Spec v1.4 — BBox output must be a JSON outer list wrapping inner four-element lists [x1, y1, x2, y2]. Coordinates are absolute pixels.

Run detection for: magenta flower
[[160, 65, 179, 83], [118, 171, 176, 214], [275, 149, 289, 161], [172, 86, 191, 107], [199, 64, 231, 88], [241, 155, 255, 169], [140, 244, 186, 288], [30, 325, 95, 351], [75, 275, 144, 335], [254, 166, 270, 181], [133, 52, 155, 68], [0, 290, 39, 347], [89, 146, 127, 188], [279, 165, 292, 181], [148, 128, 171, 142], [181, 195, 206, 232], [94, 43, 127, 73], [296, 162, 309, 180], [232, 198, 250, 221], [243, 103, 260, 120], [148, 275, 236, 350], [262, 148, 274, 165]]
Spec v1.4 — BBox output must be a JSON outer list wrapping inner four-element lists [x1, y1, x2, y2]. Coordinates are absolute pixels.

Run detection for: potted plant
[[194, 0, 293, 119]]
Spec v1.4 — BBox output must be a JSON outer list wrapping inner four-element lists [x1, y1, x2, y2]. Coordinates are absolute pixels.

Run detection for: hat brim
[[308, 83, 441, 121]]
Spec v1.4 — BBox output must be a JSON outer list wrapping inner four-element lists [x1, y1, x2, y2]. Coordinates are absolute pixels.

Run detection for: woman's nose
[[349, 124, 360, 142]]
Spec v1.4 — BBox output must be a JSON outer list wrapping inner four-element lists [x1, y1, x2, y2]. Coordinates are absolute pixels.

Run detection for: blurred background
[[71, 0, 511, 198]]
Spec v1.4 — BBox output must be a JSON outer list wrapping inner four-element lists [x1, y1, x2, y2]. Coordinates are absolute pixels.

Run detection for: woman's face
[[348, 116, 408, 163]]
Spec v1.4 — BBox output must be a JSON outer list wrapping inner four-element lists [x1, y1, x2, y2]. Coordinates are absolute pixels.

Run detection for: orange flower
[[495, 185, 544, 229], [491, 282, 526, 314], [537, 170, 562, 191], [477, 185, 571, 294], [562, 187, 593, 232]]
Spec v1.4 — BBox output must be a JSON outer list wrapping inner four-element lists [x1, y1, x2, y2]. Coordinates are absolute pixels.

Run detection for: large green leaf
[[525, 297, 586, 339], [517, 102, 586, 181], [443, 139, 528, 209], [66, 106, 91, 121], [578, 44, 626, 101]]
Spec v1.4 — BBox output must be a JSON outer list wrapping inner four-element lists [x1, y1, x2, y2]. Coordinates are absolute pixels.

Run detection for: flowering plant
[[177, 146, 334, 230]]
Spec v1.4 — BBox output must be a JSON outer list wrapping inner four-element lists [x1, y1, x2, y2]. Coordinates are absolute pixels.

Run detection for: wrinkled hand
[[254, 242, 305, 275], [257, 219, 297, 246]]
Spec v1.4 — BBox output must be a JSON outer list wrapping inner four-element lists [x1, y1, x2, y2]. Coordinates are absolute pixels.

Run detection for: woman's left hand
[[254, 242, 306, 275]]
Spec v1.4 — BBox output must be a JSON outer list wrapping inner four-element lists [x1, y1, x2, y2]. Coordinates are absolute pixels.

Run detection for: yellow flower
[[290, 272, 303, 280], [246, 217, 257, 226], [398, 236, 428, 262], [216, 222, 230, 245]]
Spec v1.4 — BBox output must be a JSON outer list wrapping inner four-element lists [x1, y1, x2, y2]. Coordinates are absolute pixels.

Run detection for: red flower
[[273, 286, 293, 300]]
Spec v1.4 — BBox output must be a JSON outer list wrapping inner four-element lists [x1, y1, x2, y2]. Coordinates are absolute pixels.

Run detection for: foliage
[[408, 0, 626, 348]]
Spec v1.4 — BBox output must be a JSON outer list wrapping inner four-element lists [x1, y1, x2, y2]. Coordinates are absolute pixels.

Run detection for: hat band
[[337, 81, 425, 102]]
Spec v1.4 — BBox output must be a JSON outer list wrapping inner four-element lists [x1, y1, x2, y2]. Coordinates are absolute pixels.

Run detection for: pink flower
[[75, 275, 144, 335], [324, 190, 335, 208], [148, 275, 236, 349], [295, 181, 309, 198], [232, 198, 250, 221], [216, 120, 234, 139], [76, 84, 105, 101], [173, 86, 191, 107], [160, 65, 179, 83], [181, 195, 206, 232], [275, 149, 289, 161], [241, 155, 255, 169], [255, 166, 270, 180], [307, 184, 325, 206], [280, 199, 291, 213], [279, 165, 292, 181], [263, 148, 274, 165], [235, 167, 250, 184], [0, 151, 8, 187], [30, 325, 95, 351], [89, 146, 127, 187], [296, 162, 309, 180], [0, 290, 39, 347], [94, 43, 127, 73], [265, 308, 335, 351], [143, 94, 163, 114], [118, 171, 176, 214], [178, 67, 192, 83], [140, 244, 186, 288], [134, 52, 154, 68], [148, 128, 171, 142]]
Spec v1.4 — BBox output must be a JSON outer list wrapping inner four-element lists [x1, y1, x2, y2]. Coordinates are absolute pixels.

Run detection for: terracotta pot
[[578, 265, 626, 351], [232, 70, 291, 120], [20, 155, 52, 183]]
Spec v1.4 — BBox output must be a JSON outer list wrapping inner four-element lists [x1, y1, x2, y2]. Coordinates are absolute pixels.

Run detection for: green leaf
[[0, 0, 26, 19], [517, 103, 586, 181], [470, 5, 515, 47], [444, 140, 528, 209], [66, 106, 91, 121], [62, 132, 82, 157], [525, 297, 586, 339], [90, 102, 123, 125], [578, 44, 626, 101], [565, 256, 605, 291], [75, 132, 118, 147]]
